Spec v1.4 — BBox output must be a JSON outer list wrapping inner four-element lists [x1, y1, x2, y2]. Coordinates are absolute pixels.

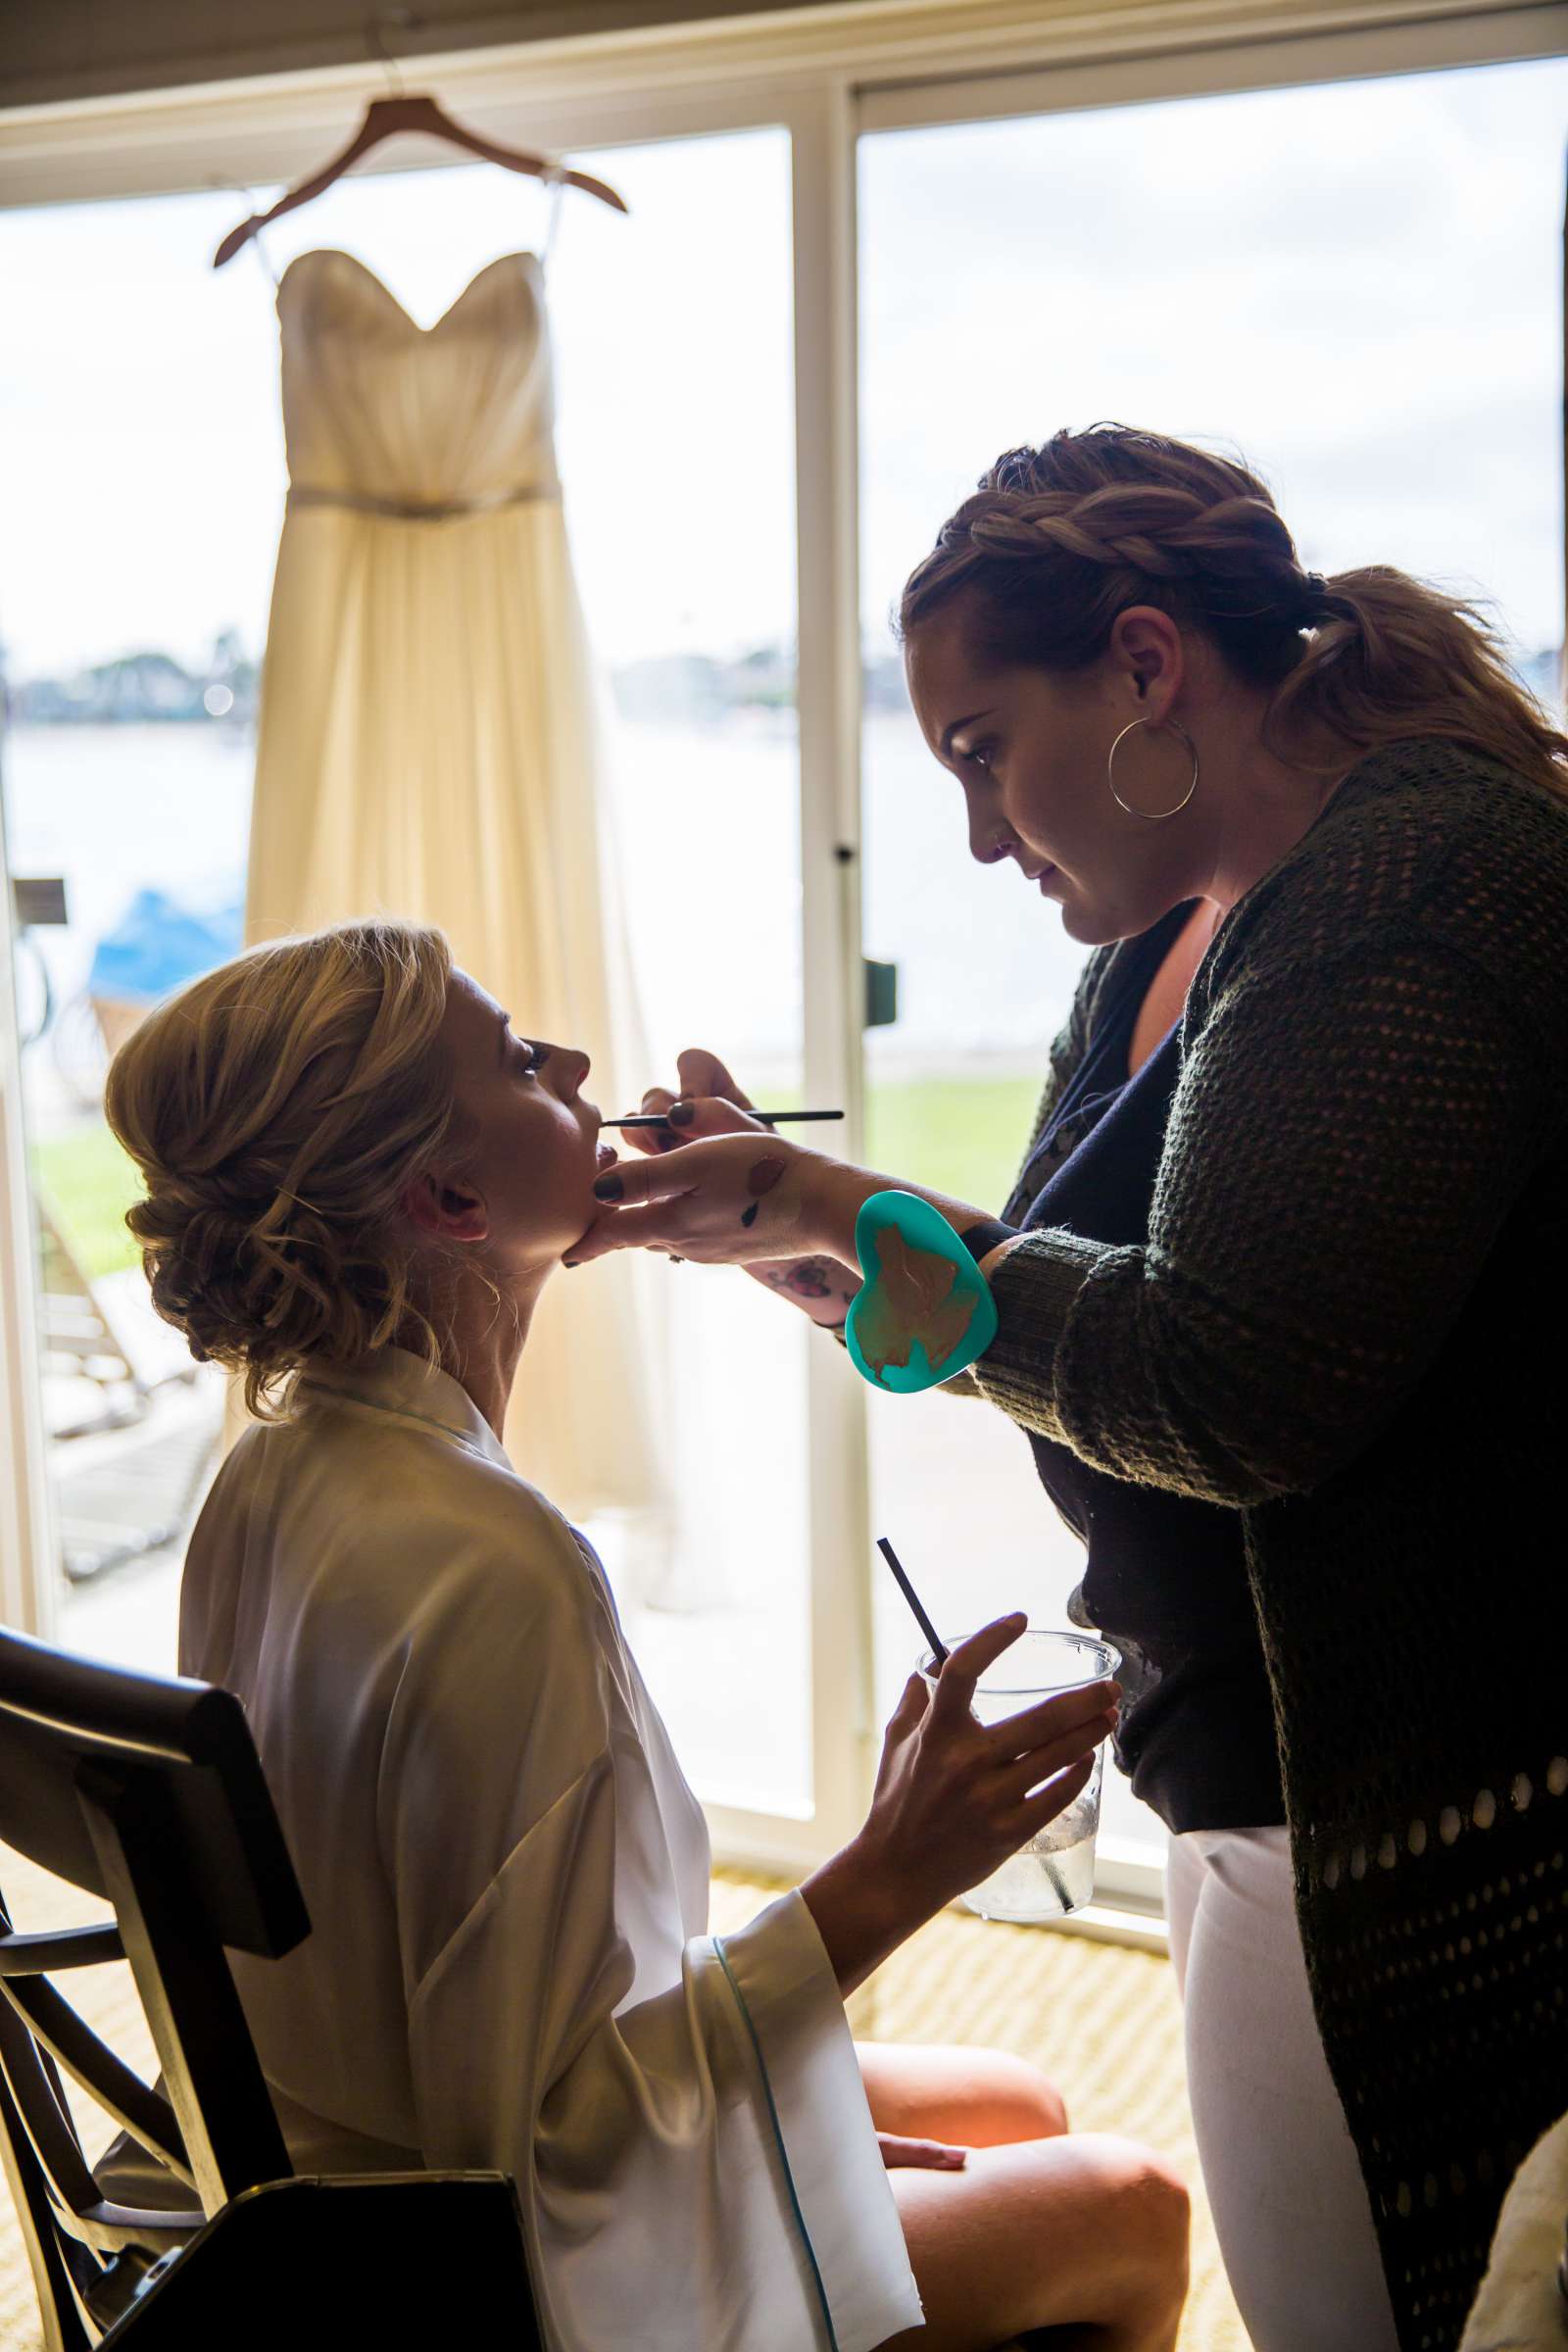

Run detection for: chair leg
[[0, 2065, 95, 2352]]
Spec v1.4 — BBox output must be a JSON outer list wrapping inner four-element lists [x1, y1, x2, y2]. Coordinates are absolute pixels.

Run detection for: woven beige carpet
[[0, 1847, 1246, 2348]]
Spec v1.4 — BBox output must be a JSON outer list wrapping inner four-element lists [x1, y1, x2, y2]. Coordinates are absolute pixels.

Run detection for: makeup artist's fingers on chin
[[593, 1154, 702, 1208], [564, 1207, 687, 1265]]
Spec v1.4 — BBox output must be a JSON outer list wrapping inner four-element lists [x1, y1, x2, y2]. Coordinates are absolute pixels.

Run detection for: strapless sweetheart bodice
[[276, 248, 559, 509]]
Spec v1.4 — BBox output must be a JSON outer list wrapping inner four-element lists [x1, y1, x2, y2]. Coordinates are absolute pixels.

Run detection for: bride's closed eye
[[512, 1034, 547, 1074]]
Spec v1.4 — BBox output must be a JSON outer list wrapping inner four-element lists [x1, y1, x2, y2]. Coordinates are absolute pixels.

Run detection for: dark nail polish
[[668, 1101, 695, 1126], [593, 1172, 623, 1201]]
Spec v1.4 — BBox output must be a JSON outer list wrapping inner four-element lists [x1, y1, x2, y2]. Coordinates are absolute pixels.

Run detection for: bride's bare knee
[[857, 2041, 1068, 2145], [1088, 2137, 1191, 2333], [887, 2134, 1189, 2352], [1089, 2135, 1188, 2240], [964, 2048, 1068, 2142]]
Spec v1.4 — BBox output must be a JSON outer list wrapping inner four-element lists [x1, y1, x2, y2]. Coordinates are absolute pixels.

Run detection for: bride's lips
[[595, 1138, 619, 1173], [1036, 863, 1059, 892]]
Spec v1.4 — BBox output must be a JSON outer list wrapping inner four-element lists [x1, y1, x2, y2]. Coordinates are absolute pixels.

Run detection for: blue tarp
[[88, 890, 244, 1004]]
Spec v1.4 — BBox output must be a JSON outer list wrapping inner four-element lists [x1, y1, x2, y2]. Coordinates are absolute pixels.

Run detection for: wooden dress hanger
[[214, 88, 626, 271]]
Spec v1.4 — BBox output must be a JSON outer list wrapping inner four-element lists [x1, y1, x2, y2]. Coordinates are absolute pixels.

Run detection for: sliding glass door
[[857, 49, 1568, 1892], [0, 121, 858, 1859]]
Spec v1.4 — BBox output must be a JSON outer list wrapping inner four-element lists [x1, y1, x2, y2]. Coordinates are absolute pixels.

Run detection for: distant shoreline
[[3, 644, 918, 732]]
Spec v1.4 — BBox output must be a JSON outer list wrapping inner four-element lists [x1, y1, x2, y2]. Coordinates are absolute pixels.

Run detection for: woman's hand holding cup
[[859, 1614, 1120, 1916], [800, 1614, 1121, 1993]]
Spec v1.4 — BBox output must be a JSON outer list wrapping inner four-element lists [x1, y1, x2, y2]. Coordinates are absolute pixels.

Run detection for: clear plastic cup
[[919, 1629, 1121, 1924]]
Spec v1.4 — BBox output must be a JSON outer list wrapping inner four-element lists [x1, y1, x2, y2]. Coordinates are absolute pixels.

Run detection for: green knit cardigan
[[955, 739, 1568, 2352]]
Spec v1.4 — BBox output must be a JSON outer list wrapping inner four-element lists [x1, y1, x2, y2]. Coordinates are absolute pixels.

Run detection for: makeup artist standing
[[570, 427, 1568, 2352]]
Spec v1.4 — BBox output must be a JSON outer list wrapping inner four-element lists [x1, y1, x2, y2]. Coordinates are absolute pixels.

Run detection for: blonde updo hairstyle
[[900, 423, 1568, 800], [105, 919, 471, 1419]]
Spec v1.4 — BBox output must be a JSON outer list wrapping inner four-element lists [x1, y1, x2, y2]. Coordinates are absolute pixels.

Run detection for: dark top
[[953, 741, 1568, 2347], [999, 903, 1285, 1834]]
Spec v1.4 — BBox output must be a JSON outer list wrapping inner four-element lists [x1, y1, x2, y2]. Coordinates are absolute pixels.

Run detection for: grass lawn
[[867, 1074, 1040, 1215], [30, 1124, 145, 1280], [26, 1075, 1044, 1287]]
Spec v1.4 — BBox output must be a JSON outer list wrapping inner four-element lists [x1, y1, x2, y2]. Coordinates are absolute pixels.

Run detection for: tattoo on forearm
[[740, 1154, 787, 1230], [761, 1257, 837, 1299]]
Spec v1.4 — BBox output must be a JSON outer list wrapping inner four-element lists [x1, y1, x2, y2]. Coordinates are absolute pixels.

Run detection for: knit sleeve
[[972, 920, 1560, 1503]]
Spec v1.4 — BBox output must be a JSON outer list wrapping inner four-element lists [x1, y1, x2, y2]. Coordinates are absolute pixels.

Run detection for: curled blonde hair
[[900, 424, 1568, 798], [104, 919, 465, 1419]]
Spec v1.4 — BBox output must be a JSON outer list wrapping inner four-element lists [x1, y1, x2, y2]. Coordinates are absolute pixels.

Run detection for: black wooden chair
[[0, 1625, 542, 2348]]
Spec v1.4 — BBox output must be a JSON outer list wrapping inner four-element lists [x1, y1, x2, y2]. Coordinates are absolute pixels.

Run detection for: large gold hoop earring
[[1106, 717, 1200, 821]]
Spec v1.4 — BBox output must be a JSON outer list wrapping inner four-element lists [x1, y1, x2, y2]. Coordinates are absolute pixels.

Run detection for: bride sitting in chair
[[102, 918, 1188, 2352]]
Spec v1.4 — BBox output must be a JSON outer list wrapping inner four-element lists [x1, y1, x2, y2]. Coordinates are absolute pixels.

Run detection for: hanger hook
[[367, 10, 417, 99]]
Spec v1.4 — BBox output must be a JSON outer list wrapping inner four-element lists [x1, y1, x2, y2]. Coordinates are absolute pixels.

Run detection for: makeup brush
[[605, 1109, 845, 1128]]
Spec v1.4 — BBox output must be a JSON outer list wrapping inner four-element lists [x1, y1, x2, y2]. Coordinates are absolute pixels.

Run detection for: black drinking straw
[[876, 1537, 949, 1668]]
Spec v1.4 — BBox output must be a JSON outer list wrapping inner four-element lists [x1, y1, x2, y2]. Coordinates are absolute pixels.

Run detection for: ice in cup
[[920, 1629, 1122, 1924]]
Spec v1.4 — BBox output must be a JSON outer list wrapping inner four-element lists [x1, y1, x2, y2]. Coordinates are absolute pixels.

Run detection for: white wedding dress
[[246, 249, 662, 1519]]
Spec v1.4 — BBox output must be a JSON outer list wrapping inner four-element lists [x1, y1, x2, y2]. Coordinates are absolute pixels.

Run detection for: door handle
[[863, 958, 898, 1029]]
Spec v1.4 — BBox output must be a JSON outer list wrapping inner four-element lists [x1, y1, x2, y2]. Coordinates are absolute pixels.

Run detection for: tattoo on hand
[[740, 1154, 787, 1230]]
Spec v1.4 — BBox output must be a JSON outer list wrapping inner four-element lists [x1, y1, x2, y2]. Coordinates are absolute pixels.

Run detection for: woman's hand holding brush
[[572, 1042, 991, 1284], [586, 1047, 861, 1320]]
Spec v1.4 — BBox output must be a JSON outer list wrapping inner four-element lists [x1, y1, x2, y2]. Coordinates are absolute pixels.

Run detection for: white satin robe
[[159, 1348, 921, 2352]]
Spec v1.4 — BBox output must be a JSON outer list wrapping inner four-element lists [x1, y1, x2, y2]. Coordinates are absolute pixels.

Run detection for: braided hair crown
[[900, 421, 1568, 798], [903, 423, 1330, 680]]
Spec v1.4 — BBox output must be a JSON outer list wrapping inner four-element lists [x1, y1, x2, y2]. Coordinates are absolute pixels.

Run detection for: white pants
[[1166, 1827, 1400, 2352]]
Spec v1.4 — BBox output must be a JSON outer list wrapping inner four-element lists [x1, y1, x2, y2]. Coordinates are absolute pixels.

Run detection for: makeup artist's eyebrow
[[940, 710, 996, 759]]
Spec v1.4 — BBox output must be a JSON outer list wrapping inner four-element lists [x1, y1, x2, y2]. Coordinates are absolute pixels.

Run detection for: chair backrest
[[0, 1627, 312, 2346]]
